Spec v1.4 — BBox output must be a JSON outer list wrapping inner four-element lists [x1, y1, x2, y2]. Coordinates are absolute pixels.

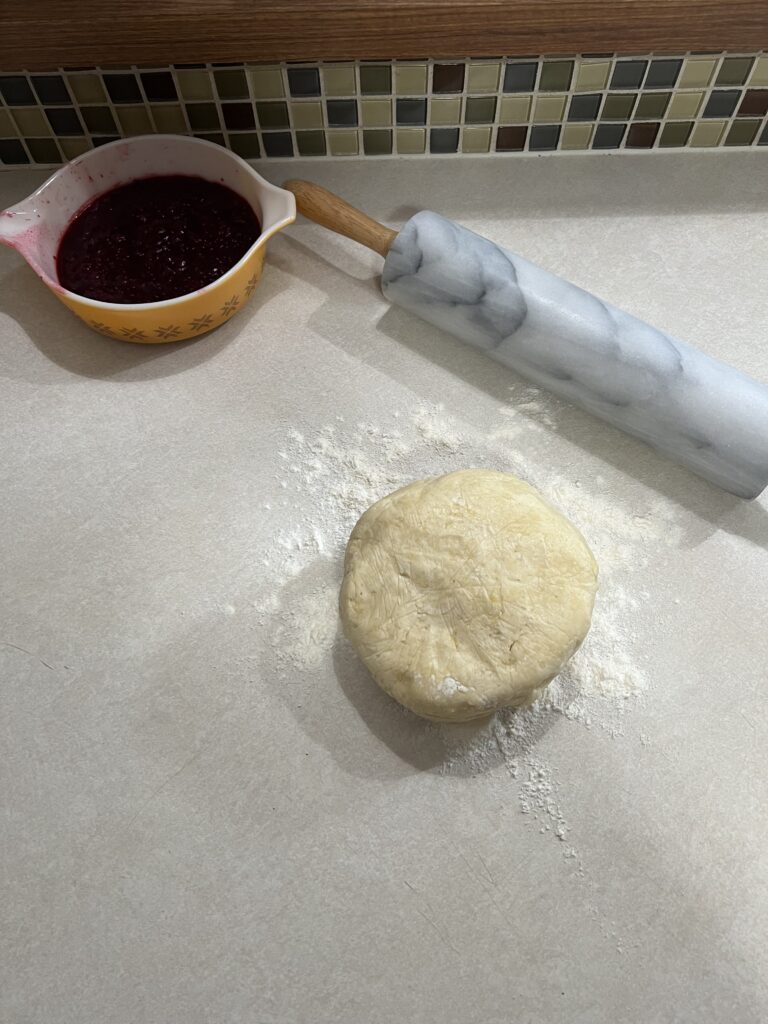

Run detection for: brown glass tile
[[432, 64, 465, 93], [103, 73, 142, 104], [222, 102, 255, 130], [141, 71, 177, 101], [496, 125, 528, 151], [626, 122, 659, 148], [738, 89, 768, 117]]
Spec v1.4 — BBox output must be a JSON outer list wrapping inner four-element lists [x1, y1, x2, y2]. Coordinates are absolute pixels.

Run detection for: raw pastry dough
[[339, 469, 598, 722]]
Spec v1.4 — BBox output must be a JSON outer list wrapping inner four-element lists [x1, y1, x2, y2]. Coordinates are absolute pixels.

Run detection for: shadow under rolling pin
[[285, 179, 768, 499]]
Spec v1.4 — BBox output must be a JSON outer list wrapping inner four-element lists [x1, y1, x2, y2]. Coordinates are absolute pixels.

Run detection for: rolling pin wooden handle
[[284, 179, 397, 259]]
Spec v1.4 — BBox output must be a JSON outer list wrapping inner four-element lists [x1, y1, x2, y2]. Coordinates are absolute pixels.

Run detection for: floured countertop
[[2, 153, 768, 1024]]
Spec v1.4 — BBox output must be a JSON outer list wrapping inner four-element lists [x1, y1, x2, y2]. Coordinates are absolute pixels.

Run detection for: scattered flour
[[255, 387, 682, 860]]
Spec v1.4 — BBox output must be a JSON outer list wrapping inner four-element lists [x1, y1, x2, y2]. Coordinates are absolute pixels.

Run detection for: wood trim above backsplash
[[3, 0, 768, 71]]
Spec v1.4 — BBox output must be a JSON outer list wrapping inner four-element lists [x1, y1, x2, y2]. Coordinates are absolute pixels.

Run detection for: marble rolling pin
[[286, 179, 768, 499]]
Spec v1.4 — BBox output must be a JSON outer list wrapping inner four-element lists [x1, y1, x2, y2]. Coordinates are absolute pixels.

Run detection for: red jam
[[56, 175, 261, 304]]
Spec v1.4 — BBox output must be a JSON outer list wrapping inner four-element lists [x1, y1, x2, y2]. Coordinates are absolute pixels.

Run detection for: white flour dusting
[[256, 387, 682, 860]]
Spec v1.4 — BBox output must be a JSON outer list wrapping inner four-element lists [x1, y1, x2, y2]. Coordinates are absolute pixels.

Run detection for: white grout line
[[0, 52, 766, 167]]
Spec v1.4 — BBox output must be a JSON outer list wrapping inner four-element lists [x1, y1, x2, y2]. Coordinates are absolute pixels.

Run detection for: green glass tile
[[539, 61, 573, 92], [361, 99, 391, 126], [716, 57, 754, 86], [725, 119, 760, 145], [430, 97, 461, 125], [634, 92, 671, 118], [59, 136, 90, 160], [678, 58, 716, 88], [214, 69, 248, 99], [186, 103, 220, 131], [151, 105, 186, 132], [257, 101, 289, 129], [462, 125, 491, 152], [533, 94, 566, 121], [499, 95, 531, 122], [359, 65, 392, 95], [291, 101, 323, 129], [296, 129, 326, 156], [574, 61, 610, 92], [229, 132, 260, 158], [117, 105, 152, 135], [496, 125, 528, 151], [10, 107, 50, 135], [0, 109, 16, 136], [81, 106, 117, 134], [328, 129, 358, 155], [248, 66, 284, 99], [467, 62, 500, 93], [659, 121, 693, 147], [323, 64, 356, 96], [66, 73, 106, 104], [667, 91, 704, 119], [432, 64, 465, 94], [561, 123, 593, 149], [396, 127, 425, 153], [689, 120, 726, 147], [465, 95, 496, 123], [176, 70, 214, 101], [750, 56, 768, 87], [395, 63, 427, 95], [602, 93, 636, 120], [26, 137, 61, 162], [363, 128, 392, 154]]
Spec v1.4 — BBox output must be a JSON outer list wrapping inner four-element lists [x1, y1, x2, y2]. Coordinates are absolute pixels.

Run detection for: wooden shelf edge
[[3, 1, 768, 70]]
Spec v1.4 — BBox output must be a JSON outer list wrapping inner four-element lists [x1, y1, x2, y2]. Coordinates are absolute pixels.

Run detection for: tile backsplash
[[1, 53, 767, 167]]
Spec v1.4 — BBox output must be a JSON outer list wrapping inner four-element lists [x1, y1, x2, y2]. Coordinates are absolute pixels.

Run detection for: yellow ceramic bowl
[[0, 135, 295, 343]]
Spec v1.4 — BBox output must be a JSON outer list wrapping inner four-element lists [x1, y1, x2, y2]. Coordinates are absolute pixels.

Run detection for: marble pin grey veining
[[382, 211, 768, 498]]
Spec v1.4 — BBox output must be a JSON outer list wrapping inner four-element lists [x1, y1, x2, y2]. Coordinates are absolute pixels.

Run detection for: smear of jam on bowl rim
[[56, 175, 261, 304]]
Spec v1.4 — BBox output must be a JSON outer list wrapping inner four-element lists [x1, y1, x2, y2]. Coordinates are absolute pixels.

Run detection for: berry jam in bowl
[[0, 135, 295, 343]]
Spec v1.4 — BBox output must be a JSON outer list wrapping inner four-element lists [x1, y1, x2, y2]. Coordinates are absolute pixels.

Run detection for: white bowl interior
[[1, 135, 294, 287]]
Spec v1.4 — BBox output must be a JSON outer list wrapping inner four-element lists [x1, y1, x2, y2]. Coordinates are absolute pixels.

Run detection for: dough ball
[[339, 469, 598, 722]]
